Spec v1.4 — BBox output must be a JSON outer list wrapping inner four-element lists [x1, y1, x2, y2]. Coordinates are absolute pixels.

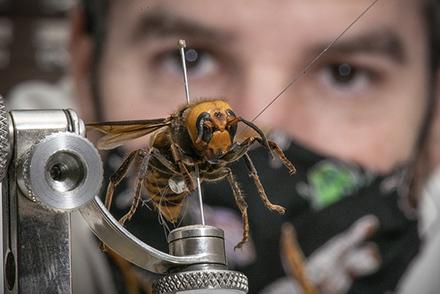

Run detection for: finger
[[344, 242, 381, 277], [318, 267, 351, 294], [347, 215, 380, 243], [330, 215, 380, 254], [306, 215, 380, 280]]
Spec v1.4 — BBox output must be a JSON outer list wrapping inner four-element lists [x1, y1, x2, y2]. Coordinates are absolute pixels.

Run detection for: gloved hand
[[305, 215, 381, 293], [260, 215, 381, 294]]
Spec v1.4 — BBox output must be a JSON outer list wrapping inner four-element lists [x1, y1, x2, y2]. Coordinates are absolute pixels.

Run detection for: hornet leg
[[119, 149, 152, 226], [170, 143, 196, 191], [243, 153, 286, 214], [225, 168, 250, 250]]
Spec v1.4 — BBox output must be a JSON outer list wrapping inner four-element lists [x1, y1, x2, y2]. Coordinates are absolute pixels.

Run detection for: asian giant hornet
[[87, 98, 296, 249]]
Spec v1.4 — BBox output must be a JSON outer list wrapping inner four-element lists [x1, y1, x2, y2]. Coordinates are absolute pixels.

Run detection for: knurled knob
[[152, 269, 248, 294], [19, 132, 103, 211], [0, 96, 10, 181]]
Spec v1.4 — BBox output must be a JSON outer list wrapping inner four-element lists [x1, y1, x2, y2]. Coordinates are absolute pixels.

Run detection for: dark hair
[[81, 0, 111, 121], [425, 0, 440, 71], [411, 0, 440, 204], [418, 0, 440, 153], [82, 0, 109, 36]]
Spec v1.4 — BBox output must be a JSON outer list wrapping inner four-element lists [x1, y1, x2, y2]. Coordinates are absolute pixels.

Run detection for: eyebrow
[[309, 29, 407, 64], [132, 9, 233, 43]]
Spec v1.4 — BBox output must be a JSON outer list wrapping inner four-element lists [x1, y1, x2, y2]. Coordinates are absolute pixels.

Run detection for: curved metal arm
[[79, 197, 225, 274]]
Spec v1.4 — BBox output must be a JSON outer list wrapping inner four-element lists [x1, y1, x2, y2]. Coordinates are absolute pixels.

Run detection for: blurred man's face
[[73, 0, 432, 173]]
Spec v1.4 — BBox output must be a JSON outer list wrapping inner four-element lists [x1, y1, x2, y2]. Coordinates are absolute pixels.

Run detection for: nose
[[233, 62, 289, 130]]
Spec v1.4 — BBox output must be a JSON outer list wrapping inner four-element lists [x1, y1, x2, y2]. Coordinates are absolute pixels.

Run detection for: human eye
[[153, 46, 219, 80], [314, 62, 379, 97]]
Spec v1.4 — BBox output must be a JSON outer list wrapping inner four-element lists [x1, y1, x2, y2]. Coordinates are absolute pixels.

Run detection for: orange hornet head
[[186, 100, 238, 162]]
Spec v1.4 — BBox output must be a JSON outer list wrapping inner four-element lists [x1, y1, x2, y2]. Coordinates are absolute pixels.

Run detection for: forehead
[[108, 0, 425, 39]]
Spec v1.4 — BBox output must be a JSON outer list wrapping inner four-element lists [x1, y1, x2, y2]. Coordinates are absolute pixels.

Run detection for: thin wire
[[195, 164, 206, 225], [178, 39, 206, 225], [179, 39, 191, 104], [250, 0, 380, 123]]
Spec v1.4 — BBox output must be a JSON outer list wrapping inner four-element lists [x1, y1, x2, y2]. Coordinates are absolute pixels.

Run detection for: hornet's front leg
[[243, 153, 286, 214], [224, 115, 295, 173], [221, 136, 296, 175], [224, 168, 250, 250], [207, 167, 250, 250]]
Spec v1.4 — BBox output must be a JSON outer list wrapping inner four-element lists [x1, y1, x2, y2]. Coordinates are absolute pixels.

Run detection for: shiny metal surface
[[18, 132, 103, 210], [65, 109, 86, 137], [15, 191, 71, 293], [0, 96, 10, 181], [2, 110, 75, 293], [168, 225, 226, 265], [79, 199, 227, 273], [0, 108, 96, 294], [152, 269, 248, 294], [168, 225, 224, 242], [153, 226, 247, 293]]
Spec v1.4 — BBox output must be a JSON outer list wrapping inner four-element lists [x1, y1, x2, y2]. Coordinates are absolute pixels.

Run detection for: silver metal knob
[[168, 225, 227, 264], [152, 225, 248, 294], [153, 269, 248, 294], [18, 132, 103, 211]]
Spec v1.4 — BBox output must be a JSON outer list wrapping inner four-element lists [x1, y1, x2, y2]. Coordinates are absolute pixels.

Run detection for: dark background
[[0, 0, 72, 96]]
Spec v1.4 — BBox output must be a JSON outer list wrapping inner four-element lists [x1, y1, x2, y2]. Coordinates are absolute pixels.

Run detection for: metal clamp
[[1, 104, 104, 293], [0, 95, 248, 293]]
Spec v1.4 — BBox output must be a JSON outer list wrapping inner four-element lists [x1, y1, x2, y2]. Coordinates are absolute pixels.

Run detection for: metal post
[[1, 107, 103, 293]]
